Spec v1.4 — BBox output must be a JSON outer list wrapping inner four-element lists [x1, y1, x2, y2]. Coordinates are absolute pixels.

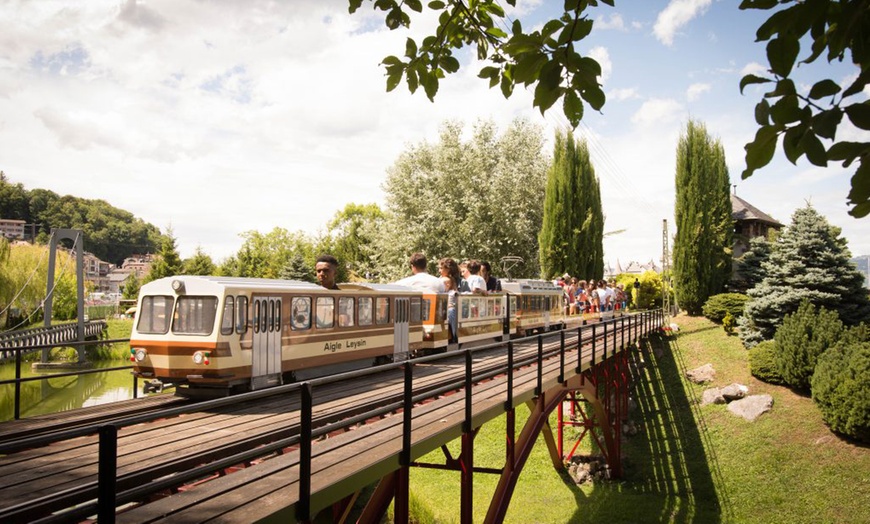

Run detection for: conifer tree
[[673, 120, 732, 315], [739, 204, 870, 347], [732, 236, 772, 293], [146, 227, 183, 282], [539, 131, 603, 280]]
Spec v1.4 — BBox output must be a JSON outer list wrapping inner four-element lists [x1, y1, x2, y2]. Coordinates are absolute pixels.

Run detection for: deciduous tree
[[740, 0, 870, 217]]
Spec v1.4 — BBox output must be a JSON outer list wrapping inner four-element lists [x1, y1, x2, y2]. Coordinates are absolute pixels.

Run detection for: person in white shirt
[[394, 253, 446, 293], [461, 260, 487, 295]]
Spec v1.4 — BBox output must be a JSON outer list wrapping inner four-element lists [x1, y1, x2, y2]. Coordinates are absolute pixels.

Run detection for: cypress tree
[[739, 204, 870, 346], [539, 131, 603, 280], [673, 120, 732, 315]]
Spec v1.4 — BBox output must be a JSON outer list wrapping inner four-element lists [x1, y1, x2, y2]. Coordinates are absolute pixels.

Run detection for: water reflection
[[0, 360, 139, 422]]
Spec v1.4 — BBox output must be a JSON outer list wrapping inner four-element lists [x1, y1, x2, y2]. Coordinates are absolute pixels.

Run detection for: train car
[[130, 276, 423, 397], [500, 279, 564, 336], [455, 292, 508, 347], [419, 292, 450, 352]]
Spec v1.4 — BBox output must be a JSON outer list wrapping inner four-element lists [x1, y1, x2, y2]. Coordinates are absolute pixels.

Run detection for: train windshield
[[137, 295, 174, 334], [172, 296, 219, 335]]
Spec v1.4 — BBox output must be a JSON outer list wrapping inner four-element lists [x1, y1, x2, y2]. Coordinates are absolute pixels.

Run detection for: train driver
[[315, 254, 340, 290]]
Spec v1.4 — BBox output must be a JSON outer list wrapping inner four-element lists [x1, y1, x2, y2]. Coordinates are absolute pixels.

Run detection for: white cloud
[[740, 62, 767, 77], [653, 0, 713, 47], [595, 13, 627, 31], [631, 98, 685, 129], [686, 82, 711, 101], [608, 87, 640, 101]]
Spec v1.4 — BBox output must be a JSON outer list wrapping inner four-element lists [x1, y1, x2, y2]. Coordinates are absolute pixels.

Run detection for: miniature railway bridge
[[0, 320, 108, 363], [0, 310, 664, 524]]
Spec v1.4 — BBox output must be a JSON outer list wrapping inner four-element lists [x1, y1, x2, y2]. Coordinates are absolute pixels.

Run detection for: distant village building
[[0, 218, 25, 240], [121, 254, 154, 279], [605, 259, 661, 279]]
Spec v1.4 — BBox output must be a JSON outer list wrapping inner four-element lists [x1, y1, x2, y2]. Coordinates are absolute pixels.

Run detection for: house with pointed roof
[[731, 193, 783, 259]]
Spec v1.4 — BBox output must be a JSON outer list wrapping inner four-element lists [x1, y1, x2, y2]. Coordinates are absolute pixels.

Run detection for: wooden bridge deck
[[0, 314, 656, 523]]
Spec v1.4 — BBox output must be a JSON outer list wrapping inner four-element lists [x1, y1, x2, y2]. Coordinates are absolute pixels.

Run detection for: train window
[[173, 296, 218, 335], [435, 296, 446, 322], [421, 298, 431, 321], [494, 300, 501, 317], [460, 298, 470, 320], [236, 296, 248, 334], [220, 296, 234, 335], [339, 297, 354, 327], [137, 295, 173, 334], [358, 297, 373, 326], [376, 297, 390, 325], [410, 297, 421, 322], [291, 297, 311, 330], [510, 296, 518, 314], [253, 300, 260, 333], [272, 299, 282, 331], [486, 299, 494, 318], [316, 297, 334, 329]]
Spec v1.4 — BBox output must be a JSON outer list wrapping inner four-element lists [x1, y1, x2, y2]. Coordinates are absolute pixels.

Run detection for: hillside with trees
[[0, 172, 162, 266]]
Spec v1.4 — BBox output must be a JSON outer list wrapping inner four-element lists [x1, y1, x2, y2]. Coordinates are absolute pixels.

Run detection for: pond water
[[0, 359, 143, 422]]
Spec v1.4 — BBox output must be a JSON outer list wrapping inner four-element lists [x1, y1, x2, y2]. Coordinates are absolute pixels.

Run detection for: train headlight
[[132, 348, 147, 362], [171, 279, 185, 294], [193, 351, 205, 365]]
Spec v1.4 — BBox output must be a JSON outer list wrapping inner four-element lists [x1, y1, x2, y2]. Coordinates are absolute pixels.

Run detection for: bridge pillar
[[45, 229, 85, 363]]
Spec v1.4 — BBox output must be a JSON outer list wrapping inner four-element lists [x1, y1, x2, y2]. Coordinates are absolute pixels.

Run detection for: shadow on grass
[[565, 333, 732, 523]]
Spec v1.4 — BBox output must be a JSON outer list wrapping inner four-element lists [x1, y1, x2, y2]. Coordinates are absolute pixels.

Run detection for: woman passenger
[[439, 258, 461, 343]]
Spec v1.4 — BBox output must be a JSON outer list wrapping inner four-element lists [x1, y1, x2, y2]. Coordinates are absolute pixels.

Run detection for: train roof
[[500, 279, 562, 293], [139, 276, 424, 295]]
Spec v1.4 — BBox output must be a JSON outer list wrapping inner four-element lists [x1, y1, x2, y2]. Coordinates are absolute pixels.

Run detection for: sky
[[2, 0, 868, 270]]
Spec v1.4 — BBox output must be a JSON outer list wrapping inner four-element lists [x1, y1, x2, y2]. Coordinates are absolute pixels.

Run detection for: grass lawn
[[402, 314, 870, 523]]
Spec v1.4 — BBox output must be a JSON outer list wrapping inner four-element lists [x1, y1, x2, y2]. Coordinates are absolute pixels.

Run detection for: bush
[[749, 340, 783, 384], [774, 300, 843, 392], [811, 341, 870, 443], [702, 293, 749, 323], [722, 311, 736, 334]]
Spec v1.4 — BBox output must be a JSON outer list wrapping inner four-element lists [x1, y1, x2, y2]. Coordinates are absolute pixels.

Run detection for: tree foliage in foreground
[[539, 131, 603, 281], [0, 242, 78, 327], [739, 0, 870, 217], [378, 118, 549, 280], [739, 204, 870, 347], [350, 0, 610, 128], [812, 340, 870, 443], [673, 120, 733, 316], [773, 300, 844, 391]]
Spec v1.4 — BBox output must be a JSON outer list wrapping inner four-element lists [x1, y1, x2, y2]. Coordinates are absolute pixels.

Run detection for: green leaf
[[485, 27, 508, 39], [348, 0, 364, 14], [541, 19, 564, 40], [563, 90, 583, 128], [848, 201, 870, 218], [405, 38, 417, 59], [743, 125, 779, 177], [739, 74, 772, 94], [441, 55, 460, 74], [386, 70, 403, 92], [799, 132, 828, 167], [845, 102, 870, 131], [500, 71, 514, 98], [808, 79, 841, 100], [580, 85, 605, 111], [827, 141, 868, 164], [811, 109, 842, 140], [783, 126, 803, 164], [406, 68, 418, 93], [767, 78, 796, 97], [513, 52, 548, 85], [562, 18, 593, 44], [770, 95, 802, 125], [381, 55, 403, 66], [766, 36, 799, 77], [754, 99, 771, 125], [427, 1, 446, 9], [405, 0, 423, 12]]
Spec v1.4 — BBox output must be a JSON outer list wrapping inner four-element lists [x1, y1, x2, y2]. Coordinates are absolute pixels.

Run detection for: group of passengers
[[394, 253, 501, 343], [555, 274, 627, 315]]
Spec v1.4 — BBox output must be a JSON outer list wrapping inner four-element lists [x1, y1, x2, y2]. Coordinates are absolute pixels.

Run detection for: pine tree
[[739, 204, 870, 347], [539, 131, 603, 280], [146, 228, 183, 282], [732, 236, 772, 292], [181, 247, 216, 276], [673, 120, 732, 315], [279, 253, 315, 283], [774, 300, 844, 391]]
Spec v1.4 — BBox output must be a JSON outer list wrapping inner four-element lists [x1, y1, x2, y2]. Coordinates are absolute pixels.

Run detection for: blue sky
[[1, 0, 867, 268]]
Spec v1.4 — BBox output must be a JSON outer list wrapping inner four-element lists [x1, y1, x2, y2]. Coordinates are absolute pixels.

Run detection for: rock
[[720, 383, 749, 401], [727, 394, 773, 421], [686, 363, 716, 384], [701, 387, 726, 405]]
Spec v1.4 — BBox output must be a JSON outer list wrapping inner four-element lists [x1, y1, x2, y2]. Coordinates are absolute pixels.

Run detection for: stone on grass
[[727, 394, 773, 421], [686, 363, 716, 384], [701, 387, 726, 405], [720, 383, 749, 401]]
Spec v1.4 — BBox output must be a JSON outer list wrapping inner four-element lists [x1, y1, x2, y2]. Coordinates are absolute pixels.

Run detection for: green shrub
[[749, 340, 783, 384], [774, 300, 844, 392], [722, 311, 736, 334], [702, 293, 749, 323], [811, 341, 870, 443]]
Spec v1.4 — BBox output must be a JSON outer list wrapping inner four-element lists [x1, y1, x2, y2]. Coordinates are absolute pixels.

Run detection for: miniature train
[[130, 275, 620, 397]]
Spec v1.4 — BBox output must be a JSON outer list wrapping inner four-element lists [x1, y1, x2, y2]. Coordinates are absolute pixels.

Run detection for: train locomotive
[[130, 275, 618, 397]]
